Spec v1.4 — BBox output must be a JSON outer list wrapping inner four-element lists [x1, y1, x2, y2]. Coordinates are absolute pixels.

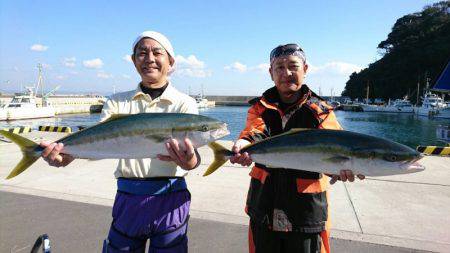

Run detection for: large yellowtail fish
[[204, 129, 425, 177], [1, 113, 229, 179]]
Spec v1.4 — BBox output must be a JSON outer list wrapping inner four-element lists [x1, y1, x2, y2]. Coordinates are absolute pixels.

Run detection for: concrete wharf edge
[[0, 132, 449, 252]]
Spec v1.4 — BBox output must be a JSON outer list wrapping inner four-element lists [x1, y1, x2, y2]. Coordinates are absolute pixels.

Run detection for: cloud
[[63, 57, 76, 67], [308, 61, 362, 75], [30, 44, 48, 52], [122, 74, 131, 79], [83, 58, 104, 69], [123, 54, 132, 63], [174, 55, 211, 78], [55, 75, 66, 80], [250, 63, 270, 72], [305, 61, 363, 96], [224, 62, 247, 73], [97, 71, 112, 79]]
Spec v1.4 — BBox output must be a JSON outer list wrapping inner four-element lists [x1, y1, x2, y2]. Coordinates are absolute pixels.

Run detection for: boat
[[430, 61, 450, 119], [416, 91, 446, 117], [416, 61, 450, 119], [1, 87, 56, 121], [0, 64, 56, 121], [0, 103, 7, 120], [193, 84, 213, 109], [360, 98, 415, 113], [195, 95, 209, 109]]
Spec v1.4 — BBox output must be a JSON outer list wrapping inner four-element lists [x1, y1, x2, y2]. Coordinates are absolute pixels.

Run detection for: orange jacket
[[240, 85, 341, 253]]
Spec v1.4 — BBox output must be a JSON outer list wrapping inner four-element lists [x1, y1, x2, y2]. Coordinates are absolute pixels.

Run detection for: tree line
[[342, 1, 450, 103]]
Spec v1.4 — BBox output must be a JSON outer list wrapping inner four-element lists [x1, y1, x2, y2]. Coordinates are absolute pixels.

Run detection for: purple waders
[[103, 178, 190, 253]]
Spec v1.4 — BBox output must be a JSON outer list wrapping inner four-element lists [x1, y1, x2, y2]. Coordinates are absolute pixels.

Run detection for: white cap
[[132, 31, 175, 64]]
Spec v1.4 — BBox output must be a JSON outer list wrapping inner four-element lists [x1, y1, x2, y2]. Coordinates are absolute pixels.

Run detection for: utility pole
[[416, 77, 420, 106], [366, 81, 370, 104]]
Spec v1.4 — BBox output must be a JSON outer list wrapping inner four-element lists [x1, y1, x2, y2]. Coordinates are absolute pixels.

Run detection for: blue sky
[[0, 0, 442, 96]]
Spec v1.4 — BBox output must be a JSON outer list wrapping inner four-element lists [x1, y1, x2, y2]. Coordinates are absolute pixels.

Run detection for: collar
[[260, 84, 312, 110], [132, 82, 177, 104]]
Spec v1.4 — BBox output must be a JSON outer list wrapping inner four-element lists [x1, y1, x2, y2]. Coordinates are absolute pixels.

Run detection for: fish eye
[[384, 155, 398, 162], [200, 125, 209, 132]]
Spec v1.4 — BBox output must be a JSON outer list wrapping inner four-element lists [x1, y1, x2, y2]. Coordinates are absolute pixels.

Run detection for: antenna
[[36, 63, 44, 98]]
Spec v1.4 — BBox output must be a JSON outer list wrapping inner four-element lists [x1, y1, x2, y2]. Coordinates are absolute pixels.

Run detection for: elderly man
[[230, 44, 364, 253], [41, 31, 199, 252]]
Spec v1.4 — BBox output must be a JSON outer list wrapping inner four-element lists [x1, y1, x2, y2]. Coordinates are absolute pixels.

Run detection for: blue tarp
[[432, 61, 450, 92]]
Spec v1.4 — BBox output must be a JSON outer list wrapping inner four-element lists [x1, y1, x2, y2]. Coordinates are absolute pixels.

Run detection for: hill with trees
[[342, 1, 450, 103]]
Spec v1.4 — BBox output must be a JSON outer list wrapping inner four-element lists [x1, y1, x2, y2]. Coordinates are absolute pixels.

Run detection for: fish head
[[362, 145, 425, 175], [396, 152, 425, 174], [174, 115, 229, 147]]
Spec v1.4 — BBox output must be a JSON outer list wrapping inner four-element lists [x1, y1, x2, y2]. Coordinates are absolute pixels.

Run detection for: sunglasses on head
[[270, 44, 305, 63]]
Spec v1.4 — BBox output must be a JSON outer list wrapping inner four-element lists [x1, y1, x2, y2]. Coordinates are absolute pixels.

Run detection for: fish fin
[[273, 128, 311, 138], [203, 142, 233, 176], [103, 114, 129, 122], [323, 155, 350, 163], [0, 130, 40, 179], [6, 156, 40, 179]]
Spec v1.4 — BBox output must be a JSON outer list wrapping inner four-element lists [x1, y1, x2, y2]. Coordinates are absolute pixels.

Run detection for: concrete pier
[[0, 132, 449, 252], [205, 96, 255, 106]]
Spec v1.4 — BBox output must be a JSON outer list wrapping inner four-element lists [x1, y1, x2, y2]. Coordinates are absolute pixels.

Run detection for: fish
[[204, 128, 425, 177], [0, 113, 229, 179]]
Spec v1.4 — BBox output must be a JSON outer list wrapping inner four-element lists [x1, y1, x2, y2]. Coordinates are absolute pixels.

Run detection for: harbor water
[[1, 106, 448, 148]]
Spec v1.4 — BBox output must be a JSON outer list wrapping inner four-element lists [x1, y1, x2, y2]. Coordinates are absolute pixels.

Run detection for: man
[[41, 31, 199, 252], [230, 43, 364, 253]]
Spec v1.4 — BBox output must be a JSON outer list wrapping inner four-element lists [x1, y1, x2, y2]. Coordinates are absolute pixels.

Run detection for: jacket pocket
[[296, 177, 328, 194], [249, 166, 270, 184]]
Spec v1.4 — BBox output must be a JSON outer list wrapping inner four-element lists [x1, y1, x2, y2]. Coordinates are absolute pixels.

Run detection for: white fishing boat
[[416, 91, 446, 117], [193, 84, 213, 109], [2, 88, 55, 120], [434, 106, 450, 119], [416, 61, 450, 119], [0, 104, 7, 120], [195, 95, 209, 109], [360, 98, 415, 113], [0, 64, 56, 121]]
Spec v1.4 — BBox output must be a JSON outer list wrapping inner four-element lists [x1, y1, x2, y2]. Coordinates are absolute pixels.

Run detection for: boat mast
[[366, 81, 369, 104], [36, 63, 44, 98], [416, 77, 420, 105]]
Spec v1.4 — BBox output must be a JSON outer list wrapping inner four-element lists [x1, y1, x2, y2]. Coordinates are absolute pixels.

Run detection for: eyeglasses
[[270, 44, 306, 63]]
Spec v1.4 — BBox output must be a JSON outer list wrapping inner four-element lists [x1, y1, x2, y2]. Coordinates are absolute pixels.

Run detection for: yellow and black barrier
[[38, 126, 72, 133], [2, 126, 32, 134], [417, 146, 450, 156]]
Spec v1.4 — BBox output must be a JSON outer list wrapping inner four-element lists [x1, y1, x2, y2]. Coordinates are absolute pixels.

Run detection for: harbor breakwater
[[204, 96, 256, 106]]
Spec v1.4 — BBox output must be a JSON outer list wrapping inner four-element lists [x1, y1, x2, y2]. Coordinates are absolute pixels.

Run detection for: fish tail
[[0, 130, 40, 179], [203, 142, 232, 176]]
